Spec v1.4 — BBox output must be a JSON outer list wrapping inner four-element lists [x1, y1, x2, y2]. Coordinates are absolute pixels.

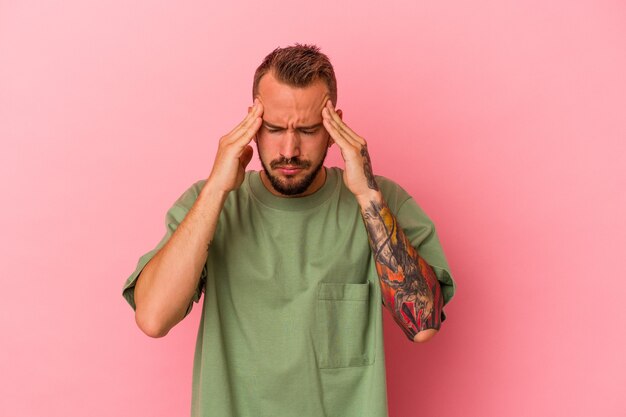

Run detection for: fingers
[[322, 101, 364, 154], [240, 145, 254, 169], [234, 115, 262, 148], [224, 100, 264, 146], [323, 100, 364, 145], [234, 100, 263, 144], [225, 99, 261, 135]]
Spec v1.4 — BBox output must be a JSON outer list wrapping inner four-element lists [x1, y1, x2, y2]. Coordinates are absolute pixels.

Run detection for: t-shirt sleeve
[[121, 181, 207, 316]]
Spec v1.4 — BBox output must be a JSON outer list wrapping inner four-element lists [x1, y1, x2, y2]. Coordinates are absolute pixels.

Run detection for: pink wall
[[1, 1, 625, 416]]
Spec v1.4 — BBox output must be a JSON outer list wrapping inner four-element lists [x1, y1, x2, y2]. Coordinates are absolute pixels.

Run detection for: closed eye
[[266, 128, 319, 135], [262, 122, 322, 136]]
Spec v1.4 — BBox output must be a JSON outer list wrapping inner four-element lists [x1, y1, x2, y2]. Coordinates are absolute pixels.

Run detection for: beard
[[259, 146, 328, 196]]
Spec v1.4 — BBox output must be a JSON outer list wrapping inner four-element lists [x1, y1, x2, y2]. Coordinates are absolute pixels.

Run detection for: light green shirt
[[123, 167, 455, 417]]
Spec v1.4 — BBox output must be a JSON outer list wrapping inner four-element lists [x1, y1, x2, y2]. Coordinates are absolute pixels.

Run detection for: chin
[[268, 171, 317, 196]]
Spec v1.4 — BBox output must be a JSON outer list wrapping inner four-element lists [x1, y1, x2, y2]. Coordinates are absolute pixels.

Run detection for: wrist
[[200, 179, 230, 205], [356, 189, 384, 208]]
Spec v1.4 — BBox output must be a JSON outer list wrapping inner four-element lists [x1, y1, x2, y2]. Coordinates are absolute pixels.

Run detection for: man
[[123, 44, 455, 417]]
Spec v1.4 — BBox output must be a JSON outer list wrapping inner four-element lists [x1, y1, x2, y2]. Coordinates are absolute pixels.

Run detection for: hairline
[[251, 45, 338, 106]]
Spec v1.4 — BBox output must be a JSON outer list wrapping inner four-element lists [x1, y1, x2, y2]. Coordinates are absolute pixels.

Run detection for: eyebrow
[[262, 120, 323, 130]]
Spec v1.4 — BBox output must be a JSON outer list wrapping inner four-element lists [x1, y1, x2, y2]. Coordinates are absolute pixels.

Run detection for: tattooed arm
[[322, 101, 443, 342], [361, 195, 443, 342]]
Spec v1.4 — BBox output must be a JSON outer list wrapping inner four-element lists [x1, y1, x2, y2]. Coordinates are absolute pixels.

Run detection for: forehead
[[257, 72, 329, 124]]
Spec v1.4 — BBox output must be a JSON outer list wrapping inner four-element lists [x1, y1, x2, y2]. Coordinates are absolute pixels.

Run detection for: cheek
[[255, 132, 269, 147], [255, 135, 276, 159]]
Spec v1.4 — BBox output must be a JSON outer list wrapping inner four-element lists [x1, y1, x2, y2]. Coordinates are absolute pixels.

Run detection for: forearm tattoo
[[361, 145, 379, 191], [362, 200, 443, 340]]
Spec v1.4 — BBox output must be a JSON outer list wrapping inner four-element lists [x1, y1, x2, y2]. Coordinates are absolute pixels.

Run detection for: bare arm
[[134, 183, 228, 337], [322, 101, 442, 343], [133, 100, 264, 337], [360, 195, 443, 342]]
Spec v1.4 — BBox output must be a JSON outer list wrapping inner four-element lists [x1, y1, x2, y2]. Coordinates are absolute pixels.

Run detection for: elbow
[[413, 328, 438, 343], [135, 310, 171, 338]]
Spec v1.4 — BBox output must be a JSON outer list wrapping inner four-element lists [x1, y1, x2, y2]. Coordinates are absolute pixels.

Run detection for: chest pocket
[[314, 282, 375, 368]]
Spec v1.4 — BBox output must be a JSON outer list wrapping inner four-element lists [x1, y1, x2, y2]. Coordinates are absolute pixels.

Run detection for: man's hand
[[321, 100, 379, 202], [134, 100, 264, 338], [322, 100, 443, 342], [207, 99, 264, 193]]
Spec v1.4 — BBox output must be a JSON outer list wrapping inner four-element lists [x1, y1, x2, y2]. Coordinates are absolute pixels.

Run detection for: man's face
[[255, 72, 338, 197]]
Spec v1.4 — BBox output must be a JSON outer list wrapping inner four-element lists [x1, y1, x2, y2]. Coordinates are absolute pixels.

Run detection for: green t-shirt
[[123, 167, 455, 417]]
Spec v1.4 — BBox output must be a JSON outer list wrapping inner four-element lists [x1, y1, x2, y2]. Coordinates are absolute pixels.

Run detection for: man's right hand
[[134, 100, 264, 338], [207, 99, 264, 193]]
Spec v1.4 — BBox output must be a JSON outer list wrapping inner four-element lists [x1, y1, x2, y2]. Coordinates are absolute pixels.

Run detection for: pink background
[[1, 1, 625, 416]]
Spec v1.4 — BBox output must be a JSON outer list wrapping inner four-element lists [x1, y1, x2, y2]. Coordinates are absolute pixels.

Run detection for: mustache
[[270, 157, 311, 169]]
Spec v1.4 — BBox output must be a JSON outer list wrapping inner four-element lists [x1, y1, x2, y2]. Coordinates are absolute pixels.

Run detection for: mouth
[[275, 166, 304, 176]]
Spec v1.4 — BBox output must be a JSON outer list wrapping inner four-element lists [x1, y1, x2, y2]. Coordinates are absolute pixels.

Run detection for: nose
[[279, 130, 301, 160]]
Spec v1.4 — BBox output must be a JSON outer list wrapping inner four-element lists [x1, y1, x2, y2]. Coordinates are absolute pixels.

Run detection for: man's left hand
[[322, 100, 380, 202]]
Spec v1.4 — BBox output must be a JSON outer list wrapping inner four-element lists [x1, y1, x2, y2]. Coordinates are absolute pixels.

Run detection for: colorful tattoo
[[360, 145, 379, 191], [362, 199, 443, 340]]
